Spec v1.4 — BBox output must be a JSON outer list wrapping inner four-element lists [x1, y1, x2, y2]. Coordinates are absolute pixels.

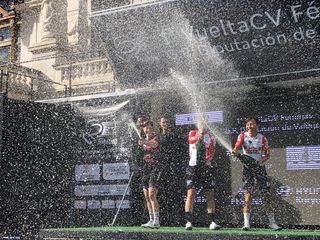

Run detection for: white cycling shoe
[[209, 222, 221, 230], [269, 223, 282, 231], [141, 220, 153, 228], [185, 221, 192, 230]]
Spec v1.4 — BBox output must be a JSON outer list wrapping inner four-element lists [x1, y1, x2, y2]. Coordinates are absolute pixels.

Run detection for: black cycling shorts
[[142, 162, 162, 189], [242, 165, 271, 193], [185, 165, 215, 191]]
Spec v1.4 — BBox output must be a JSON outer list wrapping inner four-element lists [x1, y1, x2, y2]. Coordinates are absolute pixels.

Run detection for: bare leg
[[149, 186, 160, 226], [206, 190, 220, 229], [205, 190, 215, 214], [243, 188, 252, 229], [148, 187, 159, 212], [185, 188, 196, 229], [143, 188, 153, 213], [142, 188, 154, 225], [243, 189, 252, 214], [185, 188, 196, 213]]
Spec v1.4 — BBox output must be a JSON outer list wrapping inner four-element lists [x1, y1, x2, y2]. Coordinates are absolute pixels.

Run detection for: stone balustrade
[[0, 64, 68, 100], [1, 64, 39, 90], [59, 58, 114, 84], [7, 71, 32, 90]]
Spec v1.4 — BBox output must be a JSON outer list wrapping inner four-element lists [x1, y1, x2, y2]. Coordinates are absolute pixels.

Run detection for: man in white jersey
[[232, 117, 282, 231], [184, 118, 220, 230]]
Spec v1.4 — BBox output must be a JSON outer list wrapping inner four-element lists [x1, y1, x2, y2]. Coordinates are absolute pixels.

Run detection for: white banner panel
[[102, 200, 115, 209], [115, 200, 130, 209], [103, 163, 130, 180], [74, 200, 87, 209], [75, 184, 130, 196], [175, 111, 223, 126], [286, 145, 320, 170], [87, 200, 101, 209], [75, 164, 100, 182]]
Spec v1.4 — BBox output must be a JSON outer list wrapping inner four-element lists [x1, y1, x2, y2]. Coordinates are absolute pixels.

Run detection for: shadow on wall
[[231, 178, 301, 227]]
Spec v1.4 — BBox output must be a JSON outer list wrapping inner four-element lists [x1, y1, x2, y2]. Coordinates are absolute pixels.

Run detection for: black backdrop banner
[[91, 0, 320, 87], [71, 106, 137, 227], [183, 0, 320, 77], [0, 97, 77, 234]]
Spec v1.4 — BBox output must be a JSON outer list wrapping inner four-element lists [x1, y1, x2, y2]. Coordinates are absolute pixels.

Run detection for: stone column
[[67, 0, 88, 46], [67, 0, 79, 45], [27, 0, 67, 53], [40, 0, 56, 41]]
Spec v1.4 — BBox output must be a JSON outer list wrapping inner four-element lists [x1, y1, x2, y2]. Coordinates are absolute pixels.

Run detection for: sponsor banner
[[75, 164, 101, 182], [82, 119, 116, 146], [175, 111, 223, 126], [103, 162, 130, 180], [115, 200, 130, 209], [91, 0, 320, 87], [87, 200, 101, 209], [74, 200, 87, 209], [75, 184, 130, 196], [102, 200, 115, 209], [286, 145, 320, 170]]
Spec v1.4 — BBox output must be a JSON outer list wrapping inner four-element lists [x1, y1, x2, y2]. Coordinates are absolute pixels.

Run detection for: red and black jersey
[[234, 132, 269, 161], [142, 132, 160, 164], [188, 130, 216, 166]]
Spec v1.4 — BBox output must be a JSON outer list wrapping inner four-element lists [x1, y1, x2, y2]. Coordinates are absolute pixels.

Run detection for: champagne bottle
[[234, 153, 258, 167]]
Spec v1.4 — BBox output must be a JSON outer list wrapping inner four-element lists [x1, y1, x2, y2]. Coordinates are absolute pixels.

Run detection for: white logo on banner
[[74, 184, 130, 196], [75, 164, 100, 182], [103, 163, 130, 180]]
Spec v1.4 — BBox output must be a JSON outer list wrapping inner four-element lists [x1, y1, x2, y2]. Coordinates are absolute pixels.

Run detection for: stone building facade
[[1, 0, 150, 100]]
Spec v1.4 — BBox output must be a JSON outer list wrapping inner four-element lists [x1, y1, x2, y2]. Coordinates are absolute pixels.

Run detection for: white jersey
[[234, 132, 269, 161], [188, 130, 216, 166]]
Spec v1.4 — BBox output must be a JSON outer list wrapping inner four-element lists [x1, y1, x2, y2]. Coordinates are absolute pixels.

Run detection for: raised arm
[[188, 130, 201, 144], [232, 132, 244, 155]]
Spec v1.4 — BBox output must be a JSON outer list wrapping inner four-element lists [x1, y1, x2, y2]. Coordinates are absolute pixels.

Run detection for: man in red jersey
[[184, 117, 221, 230], [232, 117, 282, 231], [138, 121, 162, 228]]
